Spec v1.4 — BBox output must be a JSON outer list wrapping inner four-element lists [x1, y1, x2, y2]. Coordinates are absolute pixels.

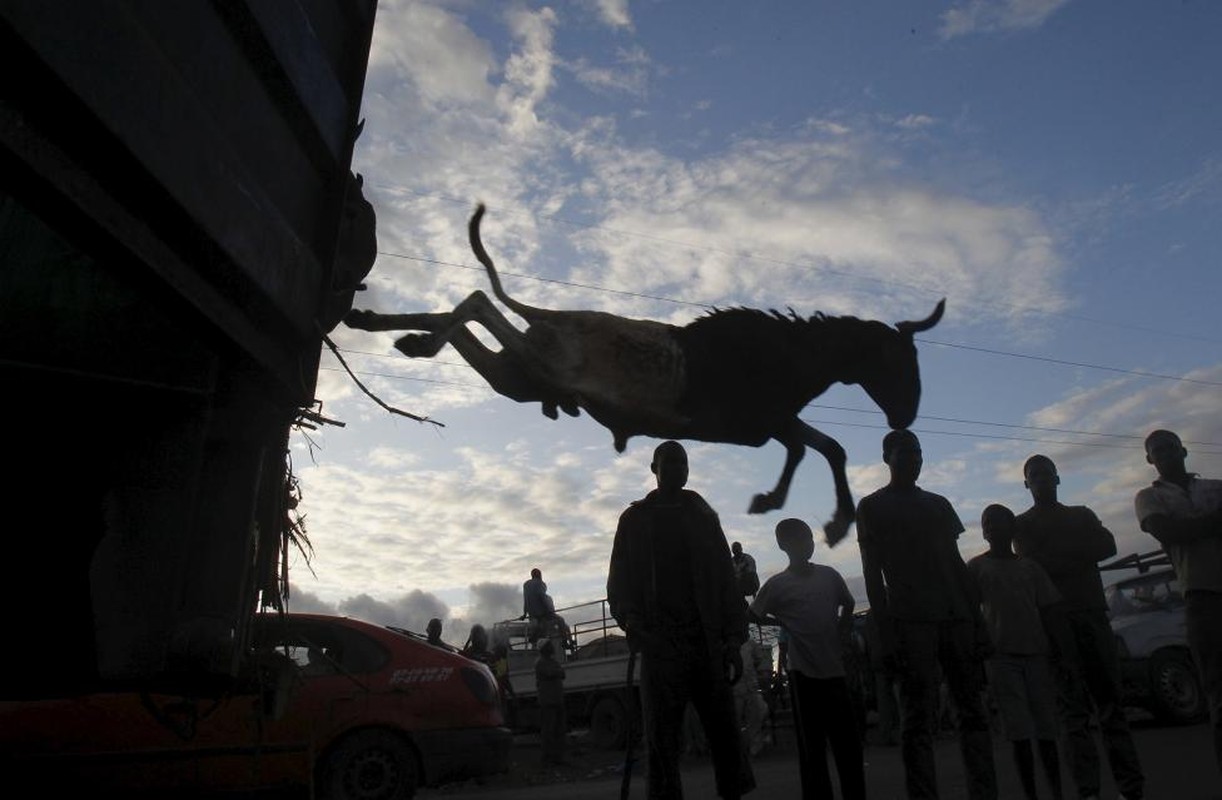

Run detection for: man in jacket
[[608, 440, 753, 799]]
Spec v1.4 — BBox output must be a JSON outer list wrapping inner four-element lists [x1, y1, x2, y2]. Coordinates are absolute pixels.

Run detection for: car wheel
[[590, 695, 627, 750], [320, 729, 419, 800], [1149, 650, 1206, 724]]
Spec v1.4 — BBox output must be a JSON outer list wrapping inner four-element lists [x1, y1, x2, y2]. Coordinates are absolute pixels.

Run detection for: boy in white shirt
[[751, 518, 864, 800]]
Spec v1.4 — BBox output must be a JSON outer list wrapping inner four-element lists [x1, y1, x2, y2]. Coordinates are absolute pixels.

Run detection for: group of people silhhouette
[[604, 429, 1221, 800]]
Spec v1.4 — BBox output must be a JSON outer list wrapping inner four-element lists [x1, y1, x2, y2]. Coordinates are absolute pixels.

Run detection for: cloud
[[584, 0, 633, 30], [466, 582, 522, 629], [939, 0, 1072, 40], [567, 46, 652, 97], [560, 122, 1065, 324], [1154, 155, 1222, 211], [498, 6, 559, 136]]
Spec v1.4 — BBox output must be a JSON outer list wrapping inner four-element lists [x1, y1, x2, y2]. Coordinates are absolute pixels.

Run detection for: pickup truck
[[492, 599, 640, 749]]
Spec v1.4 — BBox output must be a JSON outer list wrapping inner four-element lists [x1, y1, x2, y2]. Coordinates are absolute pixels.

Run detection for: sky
[[285, 0, 1222, 644]]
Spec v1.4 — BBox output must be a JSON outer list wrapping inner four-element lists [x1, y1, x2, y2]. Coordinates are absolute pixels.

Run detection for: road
[[420, 719, 1219, 800]]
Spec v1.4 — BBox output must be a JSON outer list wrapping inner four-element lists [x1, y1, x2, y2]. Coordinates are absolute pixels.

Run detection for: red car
[[0, 613, 511, 798]]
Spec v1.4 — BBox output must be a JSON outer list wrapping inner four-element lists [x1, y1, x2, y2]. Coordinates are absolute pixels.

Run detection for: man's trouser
[[1187, 590, 1222, 782], [1050, 608, 1144, 799], [539, 703, 566, 763], [895, 619, 998, 800], [789, 671, 866, 800], [639, 641, 754, 799]]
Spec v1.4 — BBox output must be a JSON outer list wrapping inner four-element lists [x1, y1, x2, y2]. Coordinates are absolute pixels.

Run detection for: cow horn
[[896, 299, 946, 335]]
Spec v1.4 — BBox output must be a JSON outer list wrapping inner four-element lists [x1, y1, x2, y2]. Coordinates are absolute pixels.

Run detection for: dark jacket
[[607, 488, 748, 660]]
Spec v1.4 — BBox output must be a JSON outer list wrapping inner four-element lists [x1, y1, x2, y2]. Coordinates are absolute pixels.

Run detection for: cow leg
[[751, 420, 855, 546], [347, 291, 529, 359], [442, 326, 573, 415], [345, 308, 452, 333]]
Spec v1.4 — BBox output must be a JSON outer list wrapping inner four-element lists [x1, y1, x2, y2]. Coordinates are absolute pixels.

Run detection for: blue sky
[[287, 0, 1222, 639]]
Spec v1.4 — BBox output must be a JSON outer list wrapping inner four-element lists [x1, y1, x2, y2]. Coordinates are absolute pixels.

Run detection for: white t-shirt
[[750, 563, 852, 679], [1134, 475, 1222, 593]]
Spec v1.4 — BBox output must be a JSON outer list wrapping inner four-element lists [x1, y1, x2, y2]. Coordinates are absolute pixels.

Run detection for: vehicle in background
[[493, 599, 777, 750], [0, 613, 510, 799], [1102, 552, 1206, 724], [494, 599, 639, 749]]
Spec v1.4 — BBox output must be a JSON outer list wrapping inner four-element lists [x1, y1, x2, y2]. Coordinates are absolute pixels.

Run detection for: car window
[[254, 618, 389, 676], [1107, 572, 1184, 618]]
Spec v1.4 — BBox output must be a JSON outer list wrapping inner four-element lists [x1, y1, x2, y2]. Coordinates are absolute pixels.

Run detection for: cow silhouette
[[346, 204, 944, 545]]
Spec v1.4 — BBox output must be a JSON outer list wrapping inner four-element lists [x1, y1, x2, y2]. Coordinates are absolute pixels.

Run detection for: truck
[[493, 599, 639, 749], [492, 599, 777, 750]]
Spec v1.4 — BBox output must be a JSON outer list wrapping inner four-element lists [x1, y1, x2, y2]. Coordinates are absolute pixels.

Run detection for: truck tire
[[1149, 650, 1206, 724], [590, 695, 627, 750]]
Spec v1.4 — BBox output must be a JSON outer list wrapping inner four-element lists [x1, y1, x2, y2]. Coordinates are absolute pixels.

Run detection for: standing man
[[732, 541, 760, 598], [857, 429, 997, 800], [1015, 454, 1144, 800], [535, 639, 568, 766], [607, 440, 754, 799], [1134, 430, 1222, 781]]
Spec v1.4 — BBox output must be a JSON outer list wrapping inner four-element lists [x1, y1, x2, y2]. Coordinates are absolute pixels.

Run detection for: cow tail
[[467, 203, 539, 319]]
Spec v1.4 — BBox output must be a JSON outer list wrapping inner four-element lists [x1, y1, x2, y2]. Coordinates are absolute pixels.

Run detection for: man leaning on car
[[1134, 429, 1222, 781]]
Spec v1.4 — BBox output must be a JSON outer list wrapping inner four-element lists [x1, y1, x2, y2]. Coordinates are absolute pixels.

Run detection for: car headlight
[[460, 665, 500, 707]]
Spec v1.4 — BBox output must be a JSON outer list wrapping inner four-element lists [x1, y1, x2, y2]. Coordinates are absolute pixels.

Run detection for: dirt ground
[[422, 719, 803, 796], [425, 729, 647, 795]]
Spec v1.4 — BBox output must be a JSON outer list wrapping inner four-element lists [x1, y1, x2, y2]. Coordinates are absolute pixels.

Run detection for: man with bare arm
[[1134, 430, 1222, 781]]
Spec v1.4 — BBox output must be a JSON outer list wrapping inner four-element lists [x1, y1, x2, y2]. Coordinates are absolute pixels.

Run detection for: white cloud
[[586, 0, 633, 30], [939, 0, 1072, 40], [366, 1, 496, 108], [498, 6, 559, 136]]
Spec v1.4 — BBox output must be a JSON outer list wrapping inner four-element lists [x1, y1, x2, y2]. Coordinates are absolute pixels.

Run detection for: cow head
[[856, 299, 945, 430]]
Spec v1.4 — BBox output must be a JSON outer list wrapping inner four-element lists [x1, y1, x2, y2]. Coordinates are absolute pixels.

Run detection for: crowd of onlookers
[[738, 427, 1219, 800]]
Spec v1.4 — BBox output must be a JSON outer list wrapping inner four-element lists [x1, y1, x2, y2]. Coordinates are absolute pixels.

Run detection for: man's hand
[[724, 645, 744, 685]]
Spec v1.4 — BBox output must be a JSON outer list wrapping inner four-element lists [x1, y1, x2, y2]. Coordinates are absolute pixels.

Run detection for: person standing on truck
[[1016, 454, 1145, 800], [608, 440, 754, 799], [535, 639, 568, 766], [1134, 429, 1222, 781], [523, 568, 573, 649]]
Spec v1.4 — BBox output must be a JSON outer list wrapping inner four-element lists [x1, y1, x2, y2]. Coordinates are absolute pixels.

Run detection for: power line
[[919, 339, 1222, 387], [317, 362, 1222, 452]]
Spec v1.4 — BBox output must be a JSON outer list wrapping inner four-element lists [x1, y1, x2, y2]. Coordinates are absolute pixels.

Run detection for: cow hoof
[[542, 403, 559, 420], [345, 309, 375, 328], [823, 515, 853, 547], [394, 333, 438, 358], [748, 493, 779, 514], [561, 402, 579, 417]]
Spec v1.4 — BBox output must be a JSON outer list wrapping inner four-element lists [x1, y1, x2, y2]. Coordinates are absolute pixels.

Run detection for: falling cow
[[346, 204, 944, 545]]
